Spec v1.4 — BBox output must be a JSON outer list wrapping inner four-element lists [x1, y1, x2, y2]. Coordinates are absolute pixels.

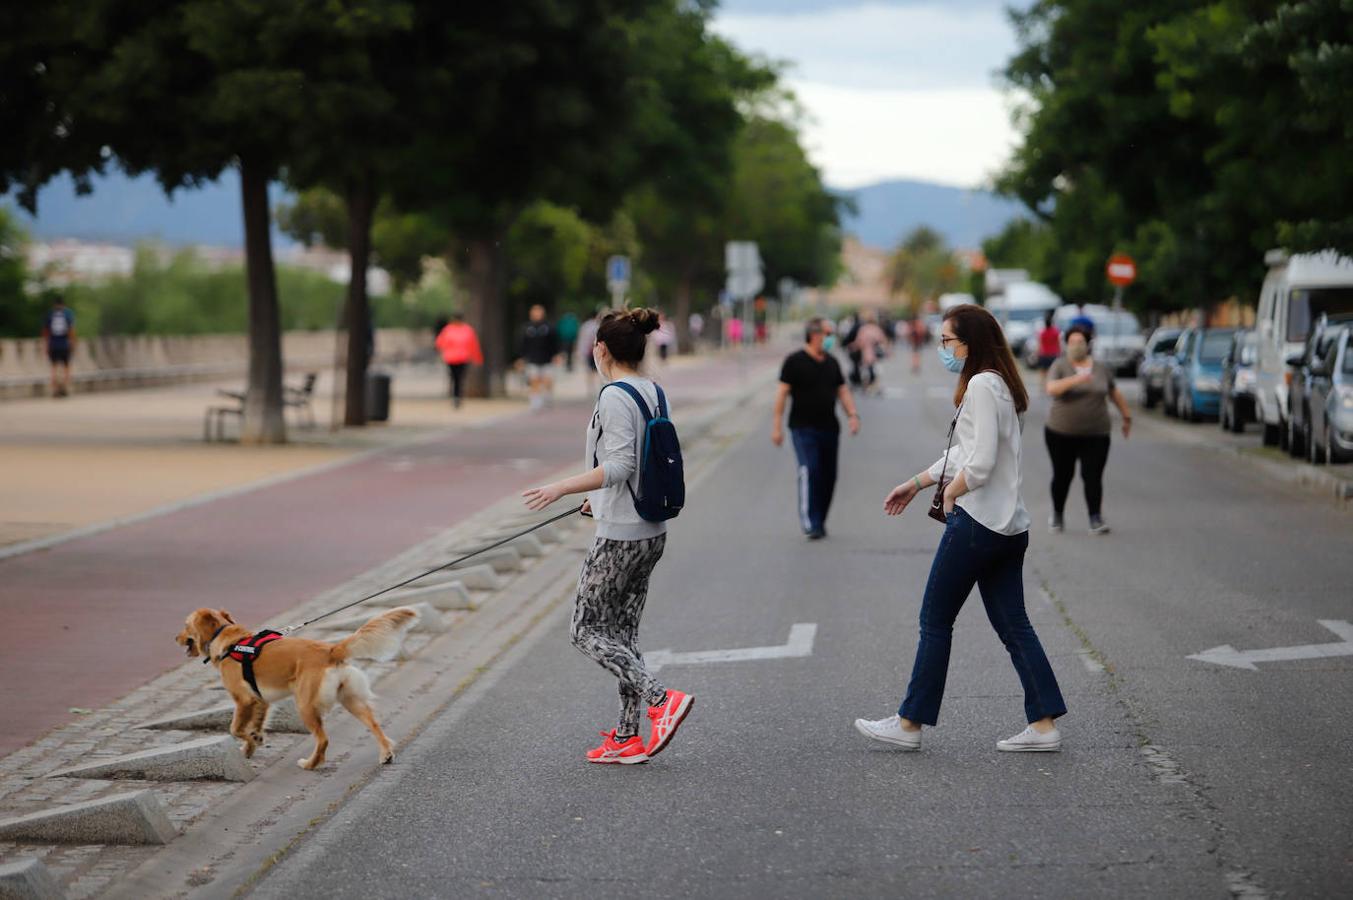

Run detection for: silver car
[[1138, 328, 1182, 409]]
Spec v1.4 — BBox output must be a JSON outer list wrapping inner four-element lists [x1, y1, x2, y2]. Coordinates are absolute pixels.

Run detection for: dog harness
[[208, 629, 284, 698]]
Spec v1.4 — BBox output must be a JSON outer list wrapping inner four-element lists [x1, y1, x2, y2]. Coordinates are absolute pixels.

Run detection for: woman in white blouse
[[855, 304, 1067, 753]]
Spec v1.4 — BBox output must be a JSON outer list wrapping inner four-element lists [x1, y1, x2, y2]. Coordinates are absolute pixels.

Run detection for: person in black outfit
[[772, 318, 861, 539], [517, 304, 560, 411]]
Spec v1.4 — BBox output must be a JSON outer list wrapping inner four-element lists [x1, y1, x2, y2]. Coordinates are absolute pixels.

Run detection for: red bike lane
[[0, 352, 774, 756]]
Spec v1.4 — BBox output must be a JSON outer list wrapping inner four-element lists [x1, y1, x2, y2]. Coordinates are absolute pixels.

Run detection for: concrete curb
[[47, 736, 253, 783], [442, 546, 523, 573], [0, 858, 64, 900], [315, 601, 448, 634], [366, 581, 475, 611], [0, 791, 176, 845], [431, 563, 502, 591], [139, 699, 310, 735]]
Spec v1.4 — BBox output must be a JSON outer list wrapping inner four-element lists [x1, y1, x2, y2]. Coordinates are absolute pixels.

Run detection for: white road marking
[[1075, 649, 1105, 673], [646, 623, 817, 673], [1187, 620, 1353, 670]]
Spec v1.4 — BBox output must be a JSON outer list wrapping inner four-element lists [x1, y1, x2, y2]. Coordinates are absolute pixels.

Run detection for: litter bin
[[366, 371, 391, 422]]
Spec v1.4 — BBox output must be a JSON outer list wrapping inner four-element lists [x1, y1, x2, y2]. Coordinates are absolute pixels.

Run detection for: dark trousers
[[899, 507, 1066, 726], [447, 363, 468, 404], [1044, 428, 1111, 517], [790, 427, 839, 534]]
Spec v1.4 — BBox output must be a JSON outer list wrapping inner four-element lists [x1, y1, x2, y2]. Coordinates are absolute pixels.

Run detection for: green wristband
[[912, 475, 923, 490]]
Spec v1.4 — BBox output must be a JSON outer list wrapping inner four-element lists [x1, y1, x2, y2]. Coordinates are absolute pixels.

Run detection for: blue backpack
[[595, 381, 684, 522]]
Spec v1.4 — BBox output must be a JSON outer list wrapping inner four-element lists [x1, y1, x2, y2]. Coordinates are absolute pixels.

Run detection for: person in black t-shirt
[[772, 317, 860, 539], [516, 304, 561, 412]]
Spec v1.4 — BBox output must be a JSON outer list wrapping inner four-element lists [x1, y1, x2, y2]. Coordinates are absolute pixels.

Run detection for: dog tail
[[330, 607, 419, 663]]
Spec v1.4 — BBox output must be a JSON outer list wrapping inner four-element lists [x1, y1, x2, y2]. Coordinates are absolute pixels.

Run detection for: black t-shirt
[[519, 321, 557, 365], [780, 349, 845, 431]]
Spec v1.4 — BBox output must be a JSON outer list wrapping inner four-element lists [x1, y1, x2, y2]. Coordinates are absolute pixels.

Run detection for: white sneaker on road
[[997, 725, 1062, 752], [854, 715, 921, 750]]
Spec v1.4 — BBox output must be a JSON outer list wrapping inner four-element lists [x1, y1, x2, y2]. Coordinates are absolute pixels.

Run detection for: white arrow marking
[[645, 623, 817, 673], [1187, 620, 1353, 670]]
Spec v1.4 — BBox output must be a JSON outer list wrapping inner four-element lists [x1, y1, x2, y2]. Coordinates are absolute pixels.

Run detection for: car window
[[1239, 336, 1257, 365], [1287, 287, 1353, 344], [1344, 337, 1353, 375], [1200, 332, 1233, 362], [1151, 334, 1179, 354]]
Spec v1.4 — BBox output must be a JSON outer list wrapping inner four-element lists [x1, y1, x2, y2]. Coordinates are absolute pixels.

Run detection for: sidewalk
[[0, 345, 782, 757]]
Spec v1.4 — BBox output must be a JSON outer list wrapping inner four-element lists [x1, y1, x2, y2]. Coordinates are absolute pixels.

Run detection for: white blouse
[[926, 372, 1031, 536]]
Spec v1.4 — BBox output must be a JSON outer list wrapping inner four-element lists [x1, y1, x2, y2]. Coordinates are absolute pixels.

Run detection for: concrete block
[[444, 546, 522, 573], [140, 698, 309, 735], [0, 858, 63, 900], [317, 601, 449, 630], [370, 582, 474, 611], [0, 791, 176, 845], [497, 534, 545, 557], [423, 564, 502, 591], [49, 735, 253, 783]]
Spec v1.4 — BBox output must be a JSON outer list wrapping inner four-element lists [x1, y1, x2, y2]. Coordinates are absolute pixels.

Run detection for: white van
[[986, 282, 1061, 357], [1254, 250, 1353, 445]]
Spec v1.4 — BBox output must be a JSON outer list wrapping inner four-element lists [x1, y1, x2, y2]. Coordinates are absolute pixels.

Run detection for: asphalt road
[[253, 351, 1352, 899]]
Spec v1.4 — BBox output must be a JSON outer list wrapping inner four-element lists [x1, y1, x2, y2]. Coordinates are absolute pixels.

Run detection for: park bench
[[204, 371, 319, 441]]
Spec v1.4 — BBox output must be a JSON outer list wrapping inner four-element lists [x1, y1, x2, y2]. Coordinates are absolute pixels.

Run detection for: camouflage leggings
[[571, 534, 668, 736]]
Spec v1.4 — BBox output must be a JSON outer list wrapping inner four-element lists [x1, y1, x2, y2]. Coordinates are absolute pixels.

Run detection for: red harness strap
[[225, 630, 284, 697]]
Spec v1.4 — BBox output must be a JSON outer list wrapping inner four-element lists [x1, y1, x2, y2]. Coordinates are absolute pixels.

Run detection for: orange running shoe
[[645, 689, 694, 757], [586, 730, 650, 765]]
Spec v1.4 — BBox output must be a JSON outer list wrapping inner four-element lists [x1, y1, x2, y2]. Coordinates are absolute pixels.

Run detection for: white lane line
[[1187, 619, 1353, 670], [1075, 649, 1105, 673], [646, 623, 817, 673]]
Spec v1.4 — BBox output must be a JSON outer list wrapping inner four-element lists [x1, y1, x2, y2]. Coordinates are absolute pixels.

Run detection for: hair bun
[[629, 308, 660, 335]]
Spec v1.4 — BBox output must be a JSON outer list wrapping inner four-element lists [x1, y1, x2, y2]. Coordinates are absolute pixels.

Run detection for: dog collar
[[203, 623, 229, 664]]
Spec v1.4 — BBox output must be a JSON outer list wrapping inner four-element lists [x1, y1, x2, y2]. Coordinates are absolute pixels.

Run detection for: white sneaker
[[996, 724, 1062, 752], [854, 715, 921, 750]]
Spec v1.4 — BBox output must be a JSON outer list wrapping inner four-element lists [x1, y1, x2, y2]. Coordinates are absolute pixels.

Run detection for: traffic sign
[[606, 255, 630, 290], [724, 241, 763, 298], [1106, 254, 1137, 286]]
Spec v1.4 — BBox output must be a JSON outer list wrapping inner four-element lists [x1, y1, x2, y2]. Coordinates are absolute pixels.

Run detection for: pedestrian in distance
[[522, 307, 693, 765], [434, 313, 484, 409], [856, 303, 1068, 753], [771, 317, 861, 540], [516, 303, 561, 412], [652, 312, 676, 363], [849, 310, 888, 394], [1036, 309, 1061, 387], [575, 305, 605, 393], [42, 295, 76, 398], [557, 310, 580, 373], [908, 313, 928, 375], [1069, 302, 1096, 336], [1044, 324, 1132, 535]]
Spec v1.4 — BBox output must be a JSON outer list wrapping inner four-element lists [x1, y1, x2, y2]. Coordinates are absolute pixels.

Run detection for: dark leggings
[[1045, 428, 1110, 517], [447, 363, 467, 401]]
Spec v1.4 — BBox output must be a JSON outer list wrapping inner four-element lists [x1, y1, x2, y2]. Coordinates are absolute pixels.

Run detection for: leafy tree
[[888, 226, 962, 310], [0, 207, 45, 338]]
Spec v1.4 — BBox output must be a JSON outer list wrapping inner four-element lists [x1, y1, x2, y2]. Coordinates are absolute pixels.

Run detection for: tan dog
[[176, 606, 418, 770]]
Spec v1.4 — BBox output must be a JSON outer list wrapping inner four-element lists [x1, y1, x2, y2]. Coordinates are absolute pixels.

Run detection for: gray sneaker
[[1088, 515, 1111, 535], [1048, 514, 1064, 533]]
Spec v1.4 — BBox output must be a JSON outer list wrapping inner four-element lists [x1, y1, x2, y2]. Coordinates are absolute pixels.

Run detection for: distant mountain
[[6, 169, 1024, 256], [4, 170, 292, 248], [837, 179, 1026, 252]]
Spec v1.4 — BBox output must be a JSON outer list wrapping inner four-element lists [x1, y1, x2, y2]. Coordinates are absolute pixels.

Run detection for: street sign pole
[[606, 255, 631, 308], [1106, 254, 1137, 358]]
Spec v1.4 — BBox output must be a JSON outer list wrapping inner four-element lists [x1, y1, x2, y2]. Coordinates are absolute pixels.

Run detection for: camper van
[[986, 282, 1062, 357], [1254, 250, 1353, 446]]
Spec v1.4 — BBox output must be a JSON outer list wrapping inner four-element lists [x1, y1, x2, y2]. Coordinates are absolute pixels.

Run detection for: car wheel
[[1307, 420, 1324, 465], [1230, 403, 1245, 433], [1220, 399, 1231, 431], [1327, 421, 1348, 465], [1262, 422, 1281, 446], [1286, 415, 1301, 455], [1142, 386, 1156, 409], [1184, 391, 1198, 423]]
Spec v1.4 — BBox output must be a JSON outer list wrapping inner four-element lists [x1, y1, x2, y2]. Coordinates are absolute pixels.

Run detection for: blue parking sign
[[607, 255, 630, 287]]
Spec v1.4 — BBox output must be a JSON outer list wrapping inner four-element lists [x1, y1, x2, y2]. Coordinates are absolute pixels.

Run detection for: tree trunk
[[343, 170, 375, 426], [239, 158, 286, 444], [464, 237, 507, 398], [673, 263, 695, 354]]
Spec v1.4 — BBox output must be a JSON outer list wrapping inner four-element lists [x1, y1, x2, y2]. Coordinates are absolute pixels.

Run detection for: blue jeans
[[790, 427, 839, 534], [899, 507, 1067, 726]]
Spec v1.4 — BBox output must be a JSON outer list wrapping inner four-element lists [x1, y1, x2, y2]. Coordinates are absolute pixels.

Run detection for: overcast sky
[[713, 0, 1024, 189]]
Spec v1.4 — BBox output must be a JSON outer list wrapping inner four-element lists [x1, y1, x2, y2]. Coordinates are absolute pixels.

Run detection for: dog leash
[[278, 504, 584, 635]]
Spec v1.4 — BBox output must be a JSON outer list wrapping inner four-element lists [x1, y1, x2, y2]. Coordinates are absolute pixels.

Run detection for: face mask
[[822, 334, 837, 351], [1067, 344, 1090, 362], [938, 344, 964, 373]]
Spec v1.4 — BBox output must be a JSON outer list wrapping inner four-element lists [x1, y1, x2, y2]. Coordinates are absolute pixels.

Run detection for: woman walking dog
[[522, 307, 693, 765], [855, 304, 1067, 752]]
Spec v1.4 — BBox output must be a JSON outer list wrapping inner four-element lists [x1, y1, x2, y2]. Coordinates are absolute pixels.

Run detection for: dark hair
[[804, 317, 826, 342], [942, 304, 1029, 413], [1064, 324, 1093, 346], [1044, 310, 1055, 328], [597, 307, 660, 364]]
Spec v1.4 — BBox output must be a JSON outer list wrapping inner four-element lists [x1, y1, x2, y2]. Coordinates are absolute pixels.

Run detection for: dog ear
[[219, 610, 236, 624]]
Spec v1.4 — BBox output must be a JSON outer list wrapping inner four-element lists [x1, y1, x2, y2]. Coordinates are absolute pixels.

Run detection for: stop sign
[[1106, 254, 1137, 287]]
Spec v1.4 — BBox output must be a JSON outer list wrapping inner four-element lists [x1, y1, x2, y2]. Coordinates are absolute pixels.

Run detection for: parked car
[[1254, 249, 1353, 447], [1287, 315, 1353, 458], [1219, 329, 1257, 433], [1138, 328, 1182, 408], [1035, 304, 1145, 375], [1164, 327, 1236, 421], [1304, 323, 1353, 465]]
